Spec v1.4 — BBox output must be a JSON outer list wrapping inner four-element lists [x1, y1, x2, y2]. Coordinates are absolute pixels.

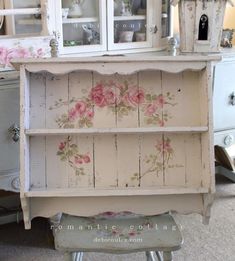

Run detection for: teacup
[[135, 32, 146, 42]]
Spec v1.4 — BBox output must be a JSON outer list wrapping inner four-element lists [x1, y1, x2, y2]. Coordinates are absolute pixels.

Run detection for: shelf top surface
[[12, 52, 222, 69]]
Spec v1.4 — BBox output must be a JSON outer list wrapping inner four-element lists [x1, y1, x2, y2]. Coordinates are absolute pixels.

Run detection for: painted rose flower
[[145, 103, 158, 116], [68, 108, 78, 121], [0, 47, 7, 65], [123, 88, 145, 107], [59, 142, 66, 151], [75, 101, 87, 116], [89, 84, 106, 107], [104, 87, 116, 105], [5, 48, 30, 66], [155, 94, 165, 108], [83, 155, 91, 163], [156, 138, 173, 154], [86, 110, 94, 120], [74, 156, 83, 165]]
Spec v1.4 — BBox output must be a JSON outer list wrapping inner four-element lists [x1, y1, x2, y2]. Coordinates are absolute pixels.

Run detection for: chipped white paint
[[14, 55, 218, 229]]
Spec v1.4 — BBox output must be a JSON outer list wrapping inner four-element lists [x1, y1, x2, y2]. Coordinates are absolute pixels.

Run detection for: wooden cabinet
[[56, 0, 172, 55], [0, 1, 173, 69], [13, 54, 219, 229], [0, 71, 20, 192]]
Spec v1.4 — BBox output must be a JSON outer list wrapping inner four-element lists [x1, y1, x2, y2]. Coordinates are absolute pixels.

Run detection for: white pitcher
[[68, 0, 84, 18]]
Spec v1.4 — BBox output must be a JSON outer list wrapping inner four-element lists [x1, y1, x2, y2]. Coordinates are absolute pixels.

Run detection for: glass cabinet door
[[161, 0, 171, 39], [107, 0, 153, 51], [0, 0, 44, 37], [58, 0, 106, 54]]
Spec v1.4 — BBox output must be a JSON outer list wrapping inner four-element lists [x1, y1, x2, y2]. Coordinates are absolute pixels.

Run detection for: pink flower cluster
[[68, 101, 94, 121], [89, 82, 145, 108], [144, 94, 166, 117], [155, 139, 173, 155], [74, 154, 91, 165], [0, 46, 43, 67]]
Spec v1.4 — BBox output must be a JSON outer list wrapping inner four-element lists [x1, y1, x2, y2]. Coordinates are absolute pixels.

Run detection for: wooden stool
[[52, 212, 183, 261]]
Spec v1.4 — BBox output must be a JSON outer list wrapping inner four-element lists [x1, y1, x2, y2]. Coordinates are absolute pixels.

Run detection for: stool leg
[[163, 251, 173, 261], [146, 251, 156, 261], [155, 251, 163, 261], [64, 252, 83, 261]]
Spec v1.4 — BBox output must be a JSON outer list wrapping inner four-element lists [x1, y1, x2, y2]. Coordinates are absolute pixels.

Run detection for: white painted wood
[[30, 137, 46, 189], [164, 134, 186, 187], [30, 73, 46, 129], [94, 135, 117, 188], [117, 134, 140, 188], [46, 135, 69, 189], [46, 74, 68, 129], [175, 0, 228, 53], [17, 55, 217, 228], [26, 187, 209, 197], [25, 126, 209, 135], [140, 134, 164, 187]]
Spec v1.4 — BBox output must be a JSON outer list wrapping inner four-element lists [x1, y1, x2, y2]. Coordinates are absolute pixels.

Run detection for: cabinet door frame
[[107, 0, 154, 51], [56, 0, 107, 55]]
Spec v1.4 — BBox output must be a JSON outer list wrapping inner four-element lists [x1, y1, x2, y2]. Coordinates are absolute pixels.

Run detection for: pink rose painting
[[0, 46, 45, 67]]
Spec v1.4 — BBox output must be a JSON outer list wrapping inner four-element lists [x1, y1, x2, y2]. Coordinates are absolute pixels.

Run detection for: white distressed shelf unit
[[13, 54, 220, 229]]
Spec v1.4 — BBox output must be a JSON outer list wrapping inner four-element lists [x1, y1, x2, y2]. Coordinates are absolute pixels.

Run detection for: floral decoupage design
[[57, 136, 91, 176], [50, 79, 177, 177], [49, 80, 177, 128], [131, 137, 174, 183]]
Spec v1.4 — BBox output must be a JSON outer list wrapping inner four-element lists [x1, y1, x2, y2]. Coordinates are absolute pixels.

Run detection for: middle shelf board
[[25, 126, 209, 136], [25, 187, 209, 198]]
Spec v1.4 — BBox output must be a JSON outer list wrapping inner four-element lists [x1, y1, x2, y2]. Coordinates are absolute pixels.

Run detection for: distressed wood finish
[[173, 0, 234, 53], [14, 56, 219, 229]]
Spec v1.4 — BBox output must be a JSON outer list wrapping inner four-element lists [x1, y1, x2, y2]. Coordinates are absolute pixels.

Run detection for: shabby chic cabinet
[[214, 50, 235, 181], [0, 0, 172, 68], [0, 70, 20, 192], [13, 54, 220, 229]]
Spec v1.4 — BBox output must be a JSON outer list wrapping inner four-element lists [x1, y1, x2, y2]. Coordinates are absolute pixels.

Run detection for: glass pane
[[62, 0, 101, 47], [113, 0, 147, 44], [162, 0, 171, 38], [0, 0, 42, 36]]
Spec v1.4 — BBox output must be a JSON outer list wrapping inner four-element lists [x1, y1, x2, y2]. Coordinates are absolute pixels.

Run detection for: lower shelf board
[[24, 187, 209, 197]]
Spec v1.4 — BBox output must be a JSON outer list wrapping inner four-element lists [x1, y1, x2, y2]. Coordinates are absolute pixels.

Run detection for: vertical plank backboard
[[46, 74, 68, 129], [68, 71, 93, 128], [92, 73, 116, 128], [139, 71, 162, 127], [116, 73, 139, 128], [181, 71, 201, 126], [94, 135, 117, 188], [46, 136, 68, 188], [117, 134, 140, 188], [162, 72, 200, 126], [30, 137, 46, 189], [164, 134, 186, 187], [140, 134, 164, 187], [67, 135, 94, 188], [68, 72, 94, 188], [30, 73, 46, 129], [185, 134, 202, 187]]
